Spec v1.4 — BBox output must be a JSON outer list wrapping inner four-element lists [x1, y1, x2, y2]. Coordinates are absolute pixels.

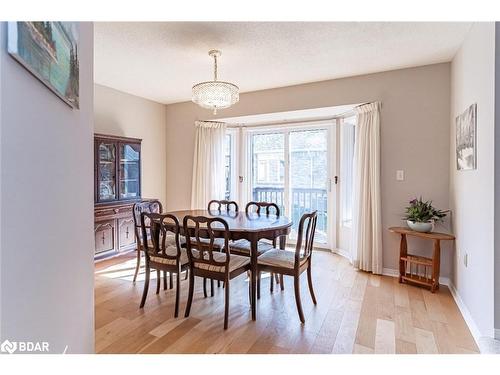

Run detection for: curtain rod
[[225, 110, 356, 129], [208, 102, 376, 129]]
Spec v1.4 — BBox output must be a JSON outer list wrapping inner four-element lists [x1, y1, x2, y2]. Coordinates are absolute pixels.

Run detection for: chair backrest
[[245, 201, 280, 216], [133, 200, 163, 247], [207, 199, 239, 212], [294, 211, 318, 265], [140, 212, 181, 264], [183, 215, 231, 273]]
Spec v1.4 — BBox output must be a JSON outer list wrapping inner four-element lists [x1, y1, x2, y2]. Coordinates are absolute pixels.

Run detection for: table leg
[[250, 233, 258, 321], [431, 239, 441, 293], [399, 234, 407, 283]]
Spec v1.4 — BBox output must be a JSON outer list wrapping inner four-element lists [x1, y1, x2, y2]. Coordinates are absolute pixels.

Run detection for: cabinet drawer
[[118, 217, 136, 250], [95, 220, 115, 254]]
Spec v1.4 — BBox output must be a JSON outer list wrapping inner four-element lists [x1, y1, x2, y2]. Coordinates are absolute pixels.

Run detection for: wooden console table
[[388, 227, 455, 293]]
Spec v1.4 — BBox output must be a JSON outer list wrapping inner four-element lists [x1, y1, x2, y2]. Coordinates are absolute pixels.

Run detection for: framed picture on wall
[[7, 22, 79, 109], [455, 103, 477, 171]]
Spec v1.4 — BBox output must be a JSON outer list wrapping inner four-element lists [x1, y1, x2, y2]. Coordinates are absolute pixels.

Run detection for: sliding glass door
[[289, 129, 329, 243], [250, 133, 286, 213], [249, 125, 334, 247]]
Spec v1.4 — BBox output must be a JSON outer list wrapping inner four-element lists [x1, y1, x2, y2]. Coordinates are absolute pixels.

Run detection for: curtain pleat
[[351, 102, 383, 274], [190, 121, 227, 209]]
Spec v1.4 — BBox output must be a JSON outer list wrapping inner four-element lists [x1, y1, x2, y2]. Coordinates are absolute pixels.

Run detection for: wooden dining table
[[167, 209, 293, 320]]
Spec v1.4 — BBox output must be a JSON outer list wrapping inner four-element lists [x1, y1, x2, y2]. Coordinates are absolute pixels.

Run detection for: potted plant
[[403, 197, 448, 233]]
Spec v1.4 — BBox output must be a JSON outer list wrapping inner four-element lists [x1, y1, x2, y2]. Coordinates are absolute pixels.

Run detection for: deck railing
[[252, 186, 328, 243]]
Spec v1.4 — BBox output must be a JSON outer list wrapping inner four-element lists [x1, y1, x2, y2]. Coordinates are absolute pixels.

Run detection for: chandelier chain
[[213, 54, 218, 81]]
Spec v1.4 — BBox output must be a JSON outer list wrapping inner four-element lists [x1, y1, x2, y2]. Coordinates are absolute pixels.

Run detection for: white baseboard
[[446, 282, 482, 346], [331, 248, 351, 260]]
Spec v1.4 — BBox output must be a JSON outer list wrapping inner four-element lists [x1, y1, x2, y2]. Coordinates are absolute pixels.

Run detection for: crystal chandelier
[[192, 50, 239, 115]]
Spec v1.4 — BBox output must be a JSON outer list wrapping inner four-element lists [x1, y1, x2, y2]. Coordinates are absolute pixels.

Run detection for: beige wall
[[94, 84, 167, 206], [165, 63, 452, 276], [0, 22, 94, 352], [450, 22, 495, 338]]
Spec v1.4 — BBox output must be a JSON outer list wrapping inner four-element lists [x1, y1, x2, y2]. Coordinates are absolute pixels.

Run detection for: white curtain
[[190, 121, 227, 209], [351, 102, 383, 274]]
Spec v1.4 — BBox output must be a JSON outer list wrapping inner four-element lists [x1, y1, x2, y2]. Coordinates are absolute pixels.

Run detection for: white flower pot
[[406, 220, 434, 233]]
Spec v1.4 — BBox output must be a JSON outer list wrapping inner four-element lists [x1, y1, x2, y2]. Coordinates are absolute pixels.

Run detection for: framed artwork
[[7, 22, 79, 109], [456, 103, 477, 170]]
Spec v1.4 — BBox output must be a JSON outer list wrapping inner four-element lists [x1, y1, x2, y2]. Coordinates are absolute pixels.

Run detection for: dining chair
[[183, 215, 251, 329], [132, 200, 169, 291], [207, 199, 239, 212], [139, 212, 189, 317], [256, 211, 318, 323], [230, 201, 283, 290], [231, 201, 280, 255]]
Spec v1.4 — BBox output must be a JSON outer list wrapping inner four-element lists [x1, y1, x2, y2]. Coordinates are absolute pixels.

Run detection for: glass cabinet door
[[119, 143, 141, 200], [97, 141, 117, 201]]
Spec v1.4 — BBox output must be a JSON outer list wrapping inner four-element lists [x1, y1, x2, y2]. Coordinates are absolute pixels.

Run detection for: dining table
[[166, 209, 293, 320]]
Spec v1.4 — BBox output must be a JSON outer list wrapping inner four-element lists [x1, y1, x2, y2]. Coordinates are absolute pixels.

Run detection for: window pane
[[119, 143, 140, 199], [251, 133, 285, 212], [340, 118, 356, 227], [98, 142, 116, 201], [289, 129, 328, 243]]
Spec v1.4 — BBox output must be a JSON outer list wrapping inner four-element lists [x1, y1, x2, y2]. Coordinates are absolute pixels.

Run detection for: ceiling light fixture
[[192, 50, 239, 115]]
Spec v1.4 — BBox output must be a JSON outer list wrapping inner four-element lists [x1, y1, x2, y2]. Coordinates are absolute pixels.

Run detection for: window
[[340, 117, 356, 227]]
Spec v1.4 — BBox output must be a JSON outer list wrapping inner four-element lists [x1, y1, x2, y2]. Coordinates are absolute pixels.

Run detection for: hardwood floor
[[94, 250, 479, 354]]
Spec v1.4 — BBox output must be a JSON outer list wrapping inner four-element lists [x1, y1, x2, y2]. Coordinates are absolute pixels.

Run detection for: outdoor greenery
[[403, 197, 448, 223]]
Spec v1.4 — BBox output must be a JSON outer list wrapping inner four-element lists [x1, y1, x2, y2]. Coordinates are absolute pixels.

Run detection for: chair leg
[[257, 271, 261, 300], [307, 264, 317, 305], [211, 279, 214, 297], [218, 280, 221, 288], [184, 269, 189, 280], [156, 270, 161, 294], [280, 274, 285, 291], [140, 265, 150, 308], [184, 271, 195, 317], [169, 272, 174, 290], [133, 249, 141, 283], [270, 271, 274, 293], [174, 271, 181, 318], [274, 273, 280, 284], [294, 274, 305, 324], [203, 278, 208, 298], [224, 277, 230, 330], [248, 273, 252, 305], [163, 271, 168, 290]]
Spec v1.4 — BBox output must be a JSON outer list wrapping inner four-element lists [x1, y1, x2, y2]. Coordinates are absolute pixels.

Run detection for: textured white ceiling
[[94, 22, 472, 104]]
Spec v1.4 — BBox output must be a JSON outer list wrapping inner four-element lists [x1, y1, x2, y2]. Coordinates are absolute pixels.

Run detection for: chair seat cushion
[[145, 234, 185, 249], [149, 246, 189, 266], [189, 237, 226, 249], [194, 252, 250, 273], [230, 239, 274, 255], [257, 249, 307, 269]]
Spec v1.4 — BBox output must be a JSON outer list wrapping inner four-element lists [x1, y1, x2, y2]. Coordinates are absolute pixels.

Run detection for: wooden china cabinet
[[94, 134, 150, 260]]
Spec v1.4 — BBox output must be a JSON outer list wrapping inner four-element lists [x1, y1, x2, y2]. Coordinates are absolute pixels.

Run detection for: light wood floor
[[95, 251, 479, 354]]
